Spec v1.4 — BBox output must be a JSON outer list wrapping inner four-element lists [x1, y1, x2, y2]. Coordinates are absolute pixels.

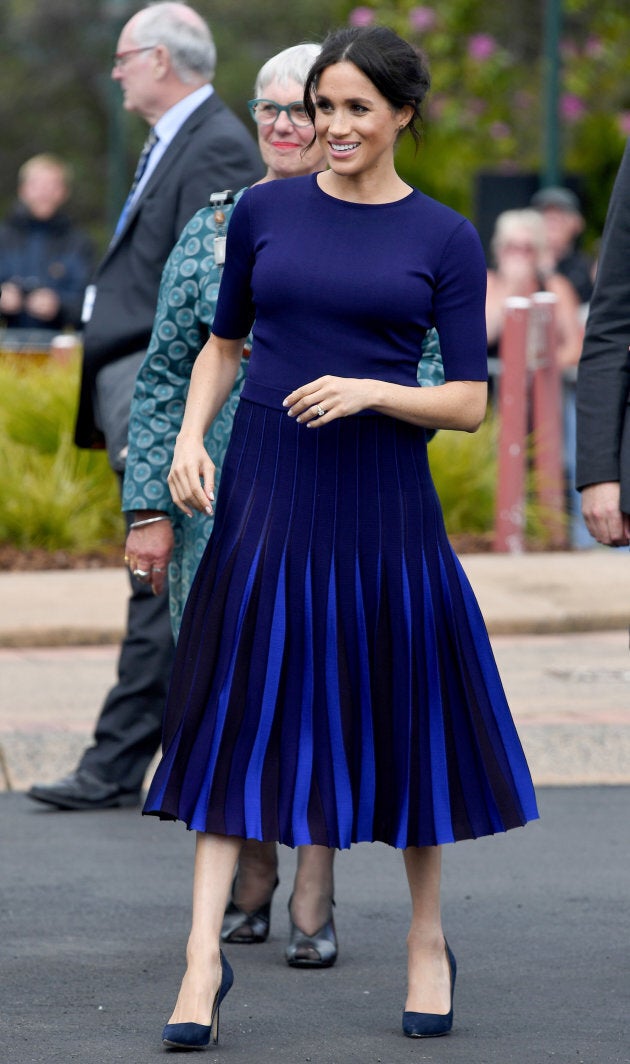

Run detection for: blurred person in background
[[27, 0, 262, 814], [486, 208, 583, 370], [0, 153, 94, 333], [530, 187, 598, 548], [486, 207, 594, 547]]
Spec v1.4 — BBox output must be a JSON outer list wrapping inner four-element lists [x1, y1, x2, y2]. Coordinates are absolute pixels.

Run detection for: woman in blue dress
[[124, 44, 445, 970], [146, 26, 538, 1049]]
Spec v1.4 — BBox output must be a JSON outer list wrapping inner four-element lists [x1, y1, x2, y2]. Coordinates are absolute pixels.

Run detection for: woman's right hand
[[167, 434, 217, 517]]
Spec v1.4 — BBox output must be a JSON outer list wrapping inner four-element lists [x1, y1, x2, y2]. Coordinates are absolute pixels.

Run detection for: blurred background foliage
[[1, 0, 629, 254]]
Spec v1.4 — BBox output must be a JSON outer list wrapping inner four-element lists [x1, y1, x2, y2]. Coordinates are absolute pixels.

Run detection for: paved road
[[2, 786, 628, 1064]]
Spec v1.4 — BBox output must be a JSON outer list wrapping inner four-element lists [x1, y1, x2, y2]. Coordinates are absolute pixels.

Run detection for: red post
[[530, 292, 567, 548], [493, 297, 531, 553]]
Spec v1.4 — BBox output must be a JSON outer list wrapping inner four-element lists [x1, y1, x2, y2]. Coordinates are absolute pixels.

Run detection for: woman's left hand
[[283, 375, 377, 426]]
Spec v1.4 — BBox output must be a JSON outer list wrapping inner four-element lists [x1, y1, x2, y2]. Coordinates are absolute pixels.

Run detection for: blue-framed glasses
[[247, 99, 311, 128]]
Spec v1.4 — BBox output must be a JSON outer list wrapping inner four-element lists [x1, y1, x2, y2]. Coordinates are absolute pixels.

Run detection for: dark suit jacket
[[75, 91, 263, 448], [576, 140, 630, 512]]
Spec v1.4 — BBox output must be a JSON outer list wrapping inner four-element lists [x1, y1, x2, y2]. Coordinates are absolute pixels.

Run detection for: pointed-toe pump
[[285, 896, 338, 969], [402, 941, 456, 1038], [221, 876, 279, 944], [162, 950, 234, 1050]]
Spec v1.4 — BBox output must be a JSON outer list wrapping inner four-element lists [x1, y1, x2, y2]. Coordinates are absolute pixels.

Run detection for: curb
[[1, 613, 628, 648], [0, 628, 124, 649], [1, 552, 630, 646]]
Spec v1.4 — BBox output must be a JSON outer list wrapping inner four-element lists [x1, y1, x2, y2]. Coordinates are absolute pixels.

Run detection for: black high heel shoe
[[402, 941, 456, 1038], [285, 896, 338, 969], [221, 876, 279, 944], [162, 950, 234, 1050]]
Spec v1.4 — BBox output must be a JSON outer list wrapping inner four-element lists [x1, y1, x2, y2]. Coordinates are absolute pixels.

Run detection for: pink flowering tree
[[341, 0, 630, 235]]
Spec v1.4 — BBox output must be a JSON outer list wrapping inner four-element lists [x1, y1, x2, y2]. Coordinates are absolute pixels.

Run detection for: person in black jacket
[[28, 1, 263, 812], [576, 142, 630, 547], [0, 154, 94, 332]]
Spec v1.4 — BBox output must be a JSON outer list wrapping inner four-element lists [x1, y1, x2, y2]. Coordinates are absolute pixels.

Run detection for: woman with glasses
[[123, 43, 343, 972]]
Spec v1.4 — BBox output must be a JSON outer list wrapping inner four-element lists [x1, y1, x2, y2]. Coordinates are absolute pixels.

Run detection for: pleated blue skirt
[[144, 391, 539, 848]]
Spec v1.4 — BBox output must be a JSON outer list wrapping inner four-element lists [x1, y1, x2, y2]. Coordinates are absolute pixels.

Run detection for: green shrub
[[0, 355, 123, 553], [429, 412, 567, 547], [428, 416, 497, 536]]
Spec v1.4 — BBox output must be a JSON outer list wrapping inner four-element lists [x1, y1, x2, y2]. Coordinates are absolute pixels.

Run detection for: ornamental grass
[[0, 354, 123, 554]]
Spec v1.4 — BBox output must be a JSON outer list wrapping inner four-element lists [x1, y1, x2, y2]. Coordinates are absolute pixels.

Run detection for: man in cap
[[530, 185, 594, 307]]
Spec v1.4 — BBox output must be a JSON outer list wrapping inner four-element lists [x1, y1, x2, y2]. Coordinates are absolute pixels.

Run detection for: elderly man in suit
[[28, 1, 263, 811], [576, 141, 630, 548]]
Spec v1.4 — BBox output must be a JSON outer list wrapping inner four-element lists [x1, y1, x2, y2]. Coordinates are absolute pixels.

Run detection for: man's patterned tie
[[112, 128, 159, 239]]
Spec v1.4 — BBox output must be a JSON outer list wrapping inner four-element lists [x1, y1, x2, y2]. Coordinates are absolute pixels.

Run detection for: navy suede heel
[[402, 941, 456, 1038], [162, 950, 234, 1050]]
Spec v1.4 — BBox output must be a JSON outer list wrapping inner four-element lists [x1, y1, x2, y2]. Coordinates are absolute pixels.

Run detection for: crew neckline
[[312, 172, 417, 208]]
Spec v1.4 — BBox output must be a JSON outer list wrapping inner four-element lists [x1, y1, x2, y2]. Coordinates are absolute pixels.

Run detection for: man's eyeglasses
[[247, 99, 311, 128], [112, 46, 156, 69]]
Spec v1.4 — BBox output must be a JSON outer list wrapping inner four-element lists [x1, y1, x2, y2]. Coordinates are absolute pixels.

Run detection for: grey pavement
[[1, 786, 628, 1063]]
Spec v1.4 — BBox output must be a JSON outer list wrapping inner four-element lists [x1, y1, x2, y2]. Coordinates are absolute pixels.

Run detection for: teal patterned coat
[[122, 189, 445, 637]]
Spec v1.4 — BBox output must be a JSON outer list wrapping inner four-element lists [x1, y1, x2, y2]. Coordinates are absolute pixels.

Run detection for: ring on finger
[[315, 404, 326, 417]]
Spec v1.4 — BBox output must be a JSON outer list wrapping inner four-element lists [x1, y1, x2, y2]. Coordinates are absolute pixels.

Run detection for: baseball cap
[[530, 186, 581, 213]]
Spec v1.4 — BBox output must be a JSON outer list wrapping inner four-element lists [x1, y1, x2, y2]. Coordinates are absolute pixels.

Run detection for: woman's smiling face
[[313, 61, 411, 179]]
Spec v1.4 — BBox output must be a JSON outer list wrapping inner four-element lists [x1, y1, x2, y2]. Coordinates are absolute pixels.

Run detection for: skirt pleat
[[144, 398, 539, 847]]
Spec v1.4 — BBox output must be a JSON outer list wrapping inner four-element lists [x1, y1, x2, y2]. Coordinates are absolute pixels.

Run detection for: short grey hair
[[255, 43, 321, 98], [133, 3, 216, 83], [491, 209, 547, 263]]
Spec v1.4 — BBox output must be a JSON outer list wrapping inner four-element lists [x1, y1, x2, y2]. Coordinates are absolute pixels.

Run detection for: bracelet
[[129, 515, 171, 530]]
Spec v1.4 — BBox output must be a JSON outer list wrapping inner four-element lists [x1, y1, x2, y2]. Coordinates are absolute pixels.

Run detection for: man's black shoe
[[27, 769, 140, 811]]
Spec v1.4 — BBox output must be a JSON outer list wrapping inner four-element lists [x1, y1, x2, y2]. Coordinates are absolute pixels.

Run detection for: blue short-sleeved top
[[213, 173, 488, 406]]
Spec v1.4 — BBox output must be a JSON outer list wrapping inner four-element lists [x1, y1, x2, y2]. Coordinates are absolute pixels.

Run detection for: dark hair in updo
[[303, 26, 431, 146]]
